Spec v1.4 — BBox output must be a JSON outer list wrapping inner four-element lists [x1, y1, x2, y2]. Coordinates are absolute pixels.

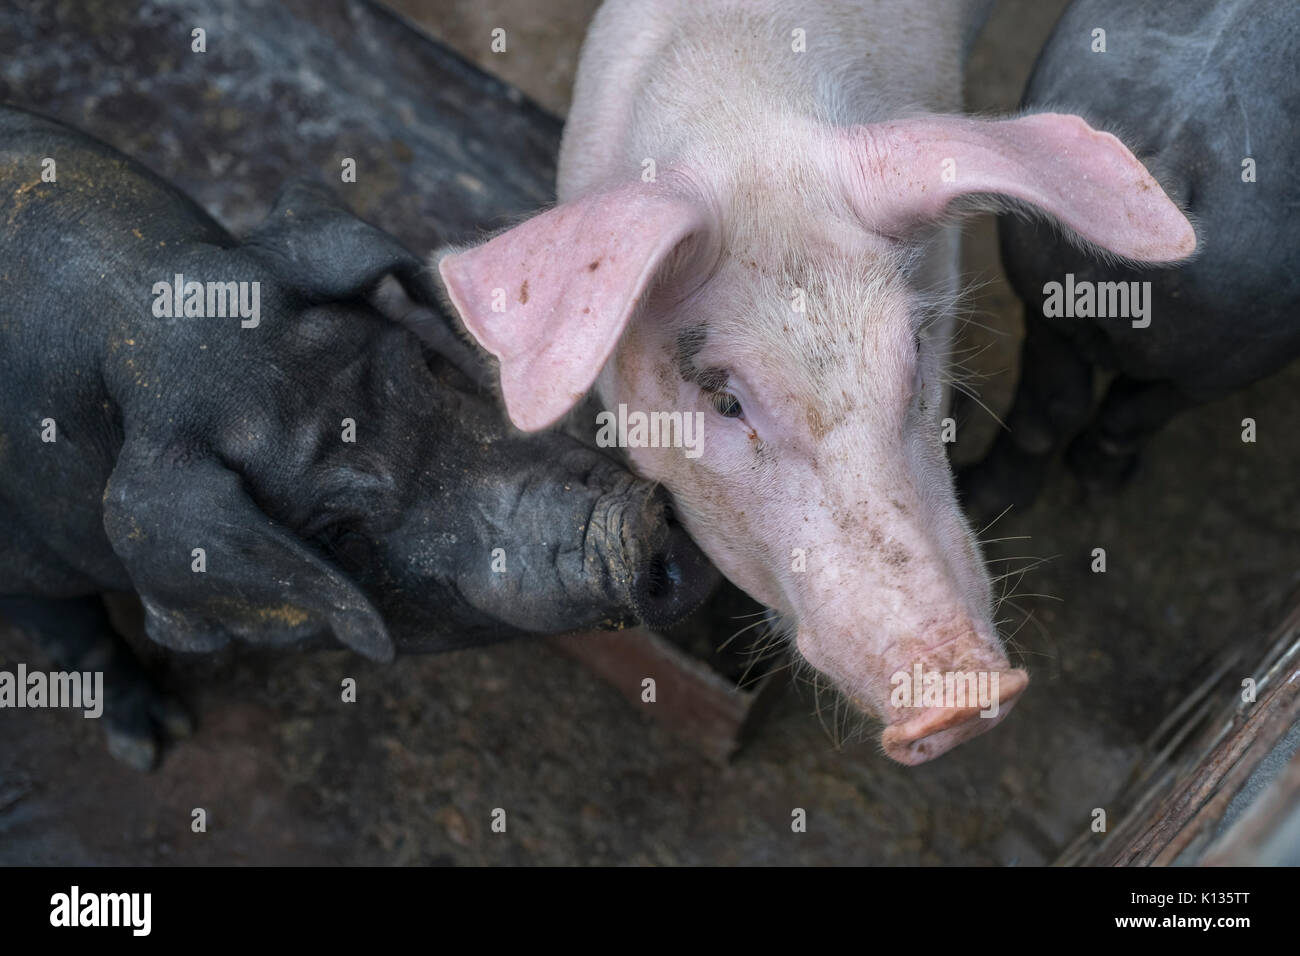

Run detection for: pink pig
[[437, 0, 1195, 763]]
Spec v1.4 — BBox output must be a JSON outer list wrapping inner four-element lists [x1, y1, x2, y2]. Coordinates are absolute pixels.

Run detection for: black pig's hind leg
[[0, 594, 192, 770], [958, 322, 1094, 526], [1064, 377, 1190, 494]]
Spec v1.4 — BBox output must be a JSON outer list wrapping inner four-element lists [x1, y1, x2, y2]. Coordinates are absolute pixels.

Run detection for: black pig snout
[[608, 485, 719, 630]]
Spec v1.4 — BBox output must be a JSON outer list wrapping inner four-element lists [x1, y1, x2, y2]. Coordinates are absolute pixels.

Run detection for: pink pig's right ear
[[839, 112, 1196, 263], [438, 182, 713, 431]]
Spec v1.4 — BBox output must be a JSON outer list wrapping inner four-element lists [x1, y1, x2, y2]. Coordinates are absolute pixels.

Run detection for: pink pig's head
[[438, 113, 1195, 763]]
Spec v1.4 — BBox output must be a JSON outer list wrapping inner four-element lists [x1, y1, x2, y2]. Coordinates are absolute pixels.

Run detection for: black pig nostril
[[644, 553, 680, 601], [628, 512, 719, 627]]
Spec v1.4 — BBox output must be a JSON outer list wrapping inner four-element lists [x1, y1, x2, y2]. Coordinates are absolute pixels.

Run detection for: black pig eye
[[709, 390, 744, 419]]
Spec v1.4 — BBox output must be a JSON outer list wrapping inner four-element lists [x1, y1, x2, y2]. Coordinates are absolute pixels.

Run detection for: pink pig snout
[[798, 624, 1029, 765], [879, 666, 1028, 765]]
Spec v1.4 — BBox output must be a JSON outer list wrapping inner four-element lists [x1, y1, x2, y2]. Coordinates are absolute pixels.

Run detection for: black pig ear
[[244, 179, 439, 307], [103, 443, 393, 662]]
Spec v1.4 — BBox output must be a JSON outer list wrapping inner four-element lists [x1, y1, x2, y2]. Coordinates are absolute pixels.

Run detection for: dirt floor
[[3, 0, 1299, 865]]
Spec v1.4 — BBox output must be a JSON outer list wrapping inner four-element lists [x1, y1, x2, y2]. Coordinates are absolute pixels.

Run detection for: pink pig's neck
[[557, 0, 980, 201]]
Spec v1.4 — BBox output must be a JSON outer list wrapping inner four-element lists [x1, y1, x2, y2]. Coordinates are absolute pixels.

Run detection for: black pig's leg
[[0, 594, 192, 770], [1065, 377, 1190, 494], [958, 322, 1094, 525]]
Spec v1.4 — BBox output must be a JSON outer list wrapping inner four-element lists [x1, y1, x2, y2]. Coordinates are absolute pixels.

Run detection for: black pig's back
[[1000, 0, 1300, 398], [0, 106, 233, 595]]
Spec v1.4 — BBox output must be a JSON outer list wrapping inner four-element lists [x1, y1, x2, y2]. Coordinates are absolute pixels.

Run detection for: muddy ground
[[3, 0, 1298, 865]]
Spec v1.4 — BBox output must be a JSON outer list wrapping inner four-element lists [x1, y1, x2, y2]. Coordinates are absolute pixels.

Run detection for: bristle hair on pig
[[437, 0, 1195, 763]]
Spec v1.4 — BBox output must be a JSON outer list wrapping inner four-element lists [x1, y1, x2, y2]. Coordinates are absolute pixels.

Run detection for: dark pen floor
[[3, 0, 1298, 865]]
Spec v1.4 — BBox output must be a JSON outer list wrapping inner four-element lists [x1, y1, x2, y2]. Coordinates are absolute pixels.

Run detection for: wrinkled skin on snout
[[0, 106, 716, 767]]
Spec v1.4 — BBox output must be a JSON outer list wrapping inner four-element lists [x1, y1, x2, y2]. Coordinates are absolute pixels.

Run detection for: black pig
[[960, 0, 1300, 520], [0, 106, 716, 768]]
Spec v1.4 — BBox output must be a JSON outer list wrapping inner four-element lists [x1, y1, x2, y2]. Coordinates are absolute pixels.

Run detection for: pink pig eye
[[708, 390, 744, 419]]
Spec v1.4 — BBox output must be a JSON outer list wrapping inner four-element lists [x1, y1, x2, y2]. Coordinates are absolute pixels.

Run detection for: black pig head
[[97, 182, 717, 661], [0, 109, 717, 679]]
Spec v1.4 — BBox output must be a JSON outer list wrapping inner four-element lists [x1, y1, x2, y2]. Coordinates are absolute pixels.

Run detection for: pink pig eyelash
[[707, 388, 744, 419], [693, 365, 746, 421]]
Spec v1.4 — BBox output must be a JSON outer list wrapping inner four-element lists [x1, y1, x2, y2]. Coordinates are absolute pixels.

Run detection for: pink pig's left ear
[[838, 112, 1196, 262], [438, 182, 714, 431]]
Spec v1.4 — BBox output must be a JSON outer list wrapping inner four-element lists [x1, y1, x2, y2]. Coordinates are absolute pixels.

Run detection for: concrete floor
[[3, 0, 1298, 865]]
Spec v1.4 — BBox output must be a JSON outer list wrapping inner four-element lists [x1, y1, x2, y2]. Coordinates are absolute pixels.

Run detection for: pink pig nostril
[[880, 667, 1029, 766]]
